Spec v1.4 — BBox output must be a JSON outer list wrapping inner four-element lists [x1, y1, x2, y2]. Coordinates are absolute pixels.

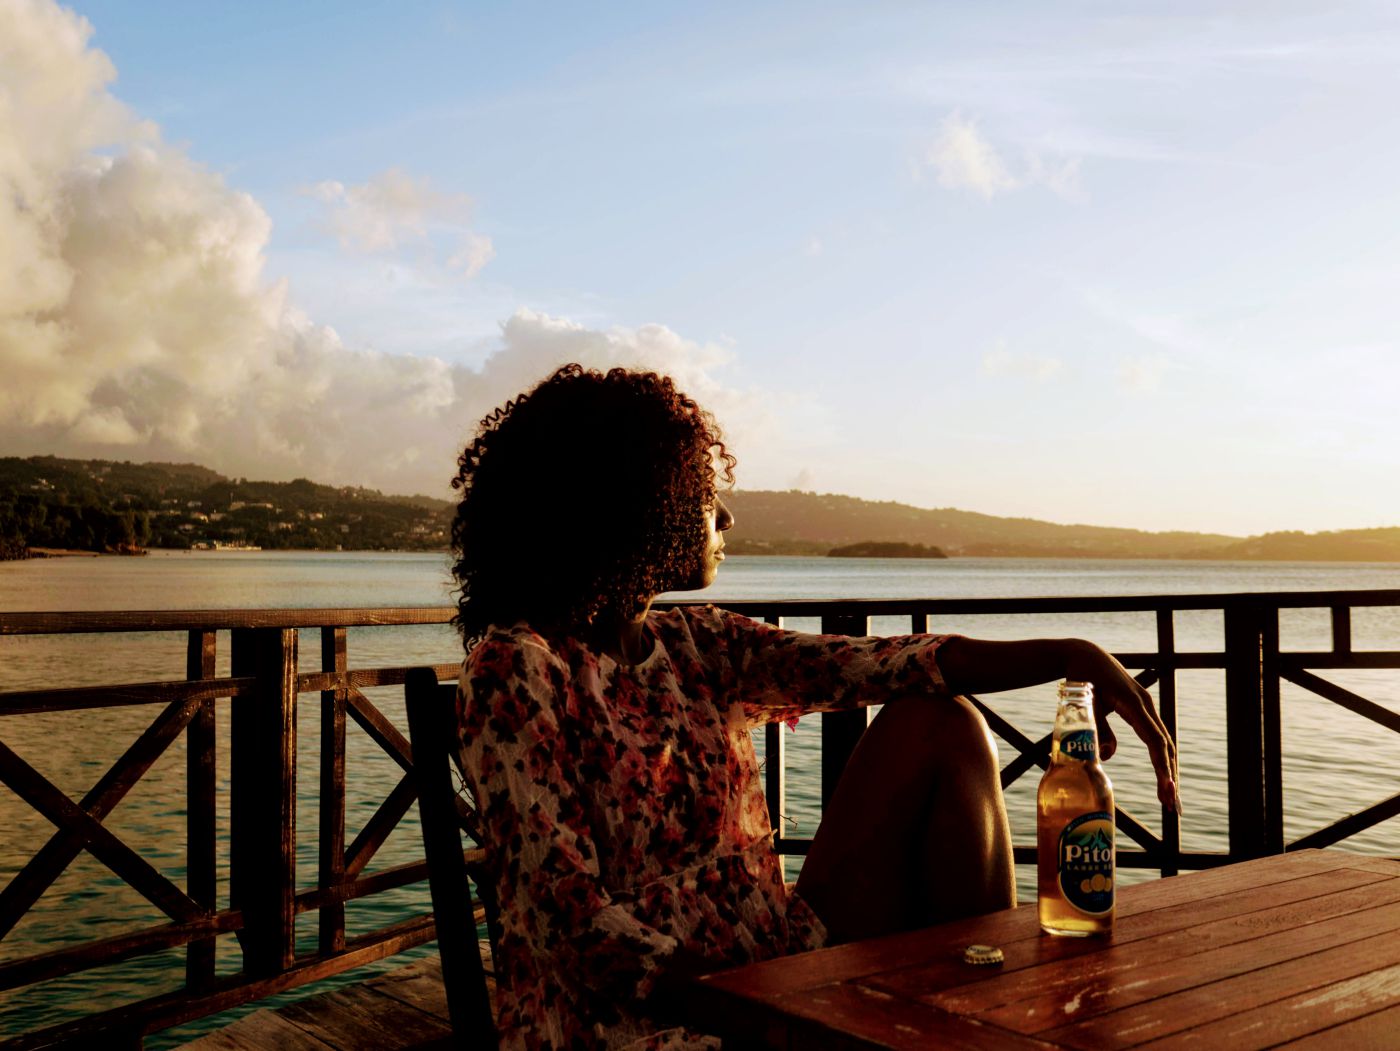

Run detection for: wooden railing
[[753, 592, 1400, 875], [1, 590, 1398, 1046]]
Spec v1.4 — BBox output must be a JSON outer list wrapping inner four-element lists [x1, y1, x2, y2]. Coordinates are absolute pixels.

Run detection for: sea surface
[[3, 551, 1400, 1044]]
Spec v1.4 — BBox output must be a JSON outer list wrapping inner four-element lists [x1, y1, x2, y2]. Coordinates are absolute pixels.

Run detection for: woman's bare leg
[[793, 694, 1015, 944]]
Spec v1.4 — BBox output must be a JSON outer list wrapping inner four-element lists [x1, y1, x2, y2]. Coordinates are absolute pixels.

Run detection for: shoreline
[[10, 546, 1400, 565]]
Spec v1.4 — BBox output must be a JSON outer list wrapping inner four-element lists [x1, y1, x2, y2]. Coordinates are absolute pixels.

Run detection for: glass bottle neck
[[1053, 680, 1099, 763]]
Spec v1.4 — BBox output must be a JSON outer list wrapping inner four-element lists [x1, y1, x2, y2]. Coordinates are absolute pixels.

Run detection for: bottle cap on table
[[963, 944, 1004, 965]]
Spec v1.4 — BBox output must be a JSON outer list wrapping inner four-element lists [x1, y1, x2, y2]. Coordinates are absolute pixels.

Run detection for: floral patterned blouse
[[455, 603, 955, 1050]]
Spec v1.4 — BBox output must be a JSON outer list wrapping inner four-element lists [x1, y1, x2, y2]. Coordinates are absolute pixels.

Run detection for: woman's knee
[[946, 694, 1000, 762], [871, 693, 999, 767]]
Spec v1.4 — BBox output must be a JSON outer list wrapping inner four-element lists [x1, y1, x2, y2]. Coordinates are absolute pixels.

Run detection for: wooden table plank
[[1068, 849, 1387, 919], [868, 866, 1394, 1013], [768, 981, 1056, 1051], [1128, 959, 1400, 1050], [948, 874, 1400, 1031], [1282, 1000, 1400, 1049], [1043, 923, 1400, 1048], [696, 907, 1042, 1003], [683, 851, 1400, 1051], [1342, 856, 1400, 877], [696, 852, 1368, 1010]]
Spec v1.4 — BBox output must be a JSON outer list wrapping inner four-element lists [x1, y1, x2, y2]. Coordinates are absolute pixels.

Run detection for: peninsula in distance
[[4, 455, 1400, 562]]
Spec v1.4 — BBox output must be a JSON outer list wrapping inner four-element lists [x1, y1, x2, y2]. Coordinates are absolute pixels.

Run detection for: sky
[[3, 0, 1400, 535]]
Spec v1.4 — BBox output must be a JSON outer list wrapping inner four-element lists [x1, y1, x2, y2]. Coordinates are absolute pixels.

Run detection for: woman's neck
[[586, 599, 654, 665]]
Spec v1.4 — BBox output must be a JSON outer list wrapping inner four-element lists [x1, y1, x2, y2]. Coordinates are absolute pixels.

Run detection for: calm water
[[3, 551, 1400, 1043]]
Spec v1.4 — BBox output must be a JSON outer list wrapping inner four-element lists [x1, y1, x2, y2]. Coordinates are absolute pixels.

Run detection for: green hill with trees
[[1187, 528, 1400, 562], [0, 456, 451, 558], [721, 490, 1400, 561], [4, 457, 1399, 562], [721, 490, 1242, 559]]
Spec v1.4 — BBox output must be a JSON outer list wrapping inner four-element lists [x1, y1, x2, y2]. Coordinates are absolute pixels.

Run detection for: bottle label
[[1059, 730, 1098, 761], [1058, 811, 1114, 915]]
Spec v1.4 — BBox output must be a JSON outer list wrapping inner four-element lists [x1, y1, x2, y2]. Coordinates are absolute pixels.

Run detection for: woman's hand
[[1063, 639, 1181, 813], [932, 634, 1181, 811]]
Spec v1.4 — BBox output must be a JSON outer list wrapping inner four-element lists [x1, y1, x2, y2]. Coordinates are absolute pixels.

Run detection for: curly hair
[[450, 364, 736, 649]]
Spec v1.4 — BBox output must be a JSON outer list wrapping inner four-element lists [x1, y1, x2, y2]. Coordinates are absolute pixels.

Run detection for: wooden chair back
[[405, 666, 499, 1048]]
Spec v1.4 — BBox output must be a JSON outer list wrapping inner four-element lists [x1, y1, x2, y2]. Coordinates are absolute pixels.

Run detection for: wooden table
[[684, 849, 1400, 1049]]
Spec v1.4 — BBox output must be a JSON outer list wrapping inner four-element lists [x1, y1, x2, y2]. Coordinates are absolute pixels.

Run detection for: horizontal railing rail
[[1, 589, 1398, 1046]]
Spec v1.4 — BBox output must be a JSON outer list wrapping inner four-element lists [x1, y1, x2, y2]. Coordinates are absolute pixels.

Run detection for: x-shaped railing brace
[[0, 697, 204, 943]]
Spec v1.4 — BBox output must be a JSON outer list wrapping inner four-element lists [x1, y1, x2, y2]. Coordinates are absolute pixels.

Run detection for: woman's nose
[[716, 499, 735, 531]]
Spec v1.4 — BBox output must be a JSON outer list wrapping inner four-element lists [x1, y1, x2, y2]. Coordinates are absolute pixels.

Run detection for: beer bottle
[[1037, 679, 1115, 936]]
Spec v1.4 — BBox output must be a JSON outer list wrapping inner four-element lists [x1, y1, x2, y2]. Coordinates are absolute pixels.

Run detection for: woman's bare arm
[[936, 636, 1181, 813]]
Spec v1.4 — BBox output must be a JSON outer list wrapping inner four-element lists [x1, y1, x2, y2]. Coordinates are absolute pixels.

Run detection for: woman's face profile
[[682, 497, 734, 592]]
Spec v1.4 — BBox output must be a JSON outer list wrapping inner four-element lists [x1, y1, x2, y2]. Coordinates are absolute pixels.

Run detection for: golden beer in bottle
[[1038, 680, 1114, 936]]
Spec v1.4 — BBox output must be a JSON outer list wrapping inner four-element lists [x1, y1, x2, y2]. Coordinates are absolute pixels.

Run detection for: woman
[[451, 364, 1178, 1050]]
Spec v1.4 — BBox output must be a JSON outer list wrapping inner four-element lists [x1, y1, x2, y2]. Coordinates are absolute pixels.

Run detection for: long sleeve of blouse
[[685, 606, 959, 726]]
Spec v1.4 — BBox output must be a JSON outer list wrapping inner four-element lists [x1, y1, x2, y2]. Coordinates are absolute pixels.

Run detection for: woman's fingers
[[1108, 681, 1181, 813], [1084, 649, 1180, 813], [1095, 713, 1118, 761], [1066, 640, 1182, 813]]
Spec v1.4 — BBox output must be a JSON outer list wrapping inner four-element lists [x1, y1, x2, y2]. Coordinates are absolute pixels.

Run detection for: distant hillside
[[723, 490, 1400, 561], [6, 457, 1399, 562], [0, 456, 451, 557], [1191, 528, 1400, 562], [723, 490, 1243, 559]]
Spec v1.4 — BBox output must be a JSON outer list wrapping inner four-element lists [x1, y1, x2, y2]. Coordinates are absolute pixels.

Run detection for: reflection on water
[[2, 552, 1400, 1044]]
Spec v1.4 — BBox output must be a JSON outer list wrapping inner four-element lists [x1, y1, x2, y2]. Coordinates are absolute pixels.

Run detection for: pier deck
[[178, 952, 487, 1050]]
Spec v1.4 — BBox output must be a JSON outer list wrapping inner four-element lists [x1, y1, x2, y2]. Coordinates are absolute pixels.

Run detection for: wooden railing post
[[819, 612, 872, 808], [1261, 606, 1283, 854], [230, 627, 298, 975], [319, 626, 348, 954], [1155, 611, 1181, 877], [1223, 604, 1283, 859], [1330, 605, 1353, 656], [185, 629, 217, 989]]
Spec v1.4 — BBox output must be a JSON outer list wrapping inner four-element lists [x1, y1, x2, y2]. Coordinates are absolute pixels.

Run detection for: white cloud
[[0, 0, 777, 498], [446, 232, 496, 278], [308, 167, 493, 279], [923, 114, 1017, 199], [475, 310, 751, 428], [918, 113, 1082, 201], [982, 344, 1064, 382], [68, 406, 141, 445], [1026, 153, 1084, 201], [1117, 355, 1168, 392]]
